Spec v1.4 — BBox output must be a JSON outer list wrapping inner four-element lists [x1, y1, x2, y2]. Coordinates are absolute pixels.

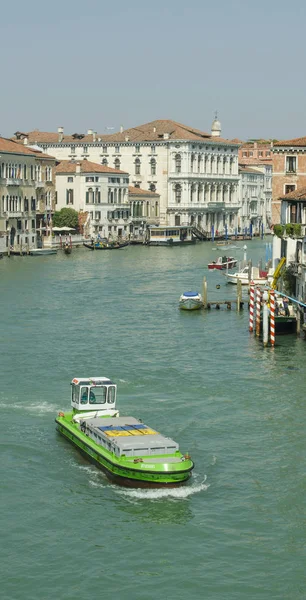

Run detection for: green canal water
[[1, 239, 305, 600]]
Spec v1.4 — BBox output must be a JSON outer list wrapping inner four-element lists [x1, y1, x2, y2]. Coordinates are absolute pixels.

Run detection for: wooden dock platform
[[206, 300, 245, 309]]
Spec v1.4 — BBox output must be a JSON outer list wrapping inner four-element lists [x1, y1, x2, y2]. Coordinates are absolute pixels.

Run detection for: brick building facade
[[272, 137, 306, 224]]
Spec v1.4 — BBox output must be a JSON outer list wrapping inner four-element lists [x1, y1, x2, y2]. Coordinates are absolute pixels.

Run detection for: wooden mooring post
[[237, 279, 242, 312], [202, 276, 208, 309]]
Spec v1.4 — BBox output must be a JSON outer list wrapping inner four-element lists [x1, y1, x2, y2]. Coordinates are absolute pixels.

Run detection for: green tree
[[53, 208, 79, 231]]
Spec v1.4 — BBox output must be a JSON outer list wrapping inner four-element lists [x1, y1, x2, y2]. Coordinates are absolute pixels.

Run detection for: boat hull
[[29, 249, 57, 256], [226, 274, 268, 285], [56, 416, 193, 487], [208, 261, 237, 270], [179, 299, 203, 310], [83, 242, 129, 250]]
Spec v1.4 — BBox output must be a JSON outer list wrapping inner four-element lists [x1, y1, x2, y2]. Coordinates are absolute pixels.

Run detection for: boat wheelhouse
[[55, 377, 194, 487], [147, 226, 195, 246]]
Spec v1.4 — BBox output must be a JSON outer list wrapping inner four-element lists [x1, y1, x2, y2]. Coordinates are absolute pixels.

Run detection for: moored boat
[[29, 248, 57, 256], [83, 241, 129, 250], [225, 266, 268, 285], [63, 244, 72, 255], [55, 377, 194, 487], [179, 291, 203, 310], [208, 256, 238, 270]]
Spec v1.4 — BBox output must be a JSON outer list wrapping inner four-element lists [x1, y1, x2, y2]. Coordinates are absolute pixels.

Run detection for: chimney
[[87, 129, 93, 135], [153, 127, 156, 133], [120, 125, 124, 133], [93, 131, 96, 142], [76, 162, 81, 174], [24, 137, 28, 145], [125, 136, 130, 142], [58, 126, 64, 142], [163, 132, 170, 140]]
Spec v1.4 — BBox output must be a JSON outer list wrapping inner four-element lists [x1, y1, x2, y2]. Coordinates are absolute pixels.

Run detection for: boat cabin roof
[[71, 377, 115, 386]]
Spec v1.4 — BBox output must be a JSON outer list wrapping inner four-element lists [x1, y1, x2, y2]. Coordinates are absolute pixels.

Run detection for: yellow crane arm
[[271, 256, 286, 289]]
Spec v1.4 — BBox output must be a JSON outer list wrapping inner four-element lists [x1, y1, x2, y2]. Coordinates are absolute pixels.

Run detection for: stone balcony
[[5, 178, 23, 186], [35, 181, 45, 189]]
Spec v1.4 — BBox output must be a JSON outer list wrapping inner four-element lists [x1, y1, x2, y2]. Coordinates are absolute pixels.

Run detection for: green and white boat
[[55, 377, 194, 487]]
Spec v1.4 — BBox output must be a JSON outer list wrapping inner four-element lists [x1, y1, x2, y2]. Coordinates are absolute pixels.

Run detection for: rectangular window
[[86, 176, 94, 182], [286, 156, 296, 173], [66, 189, 74, 205], [285, 185, 296, 194], [67, 176, 73, 182]]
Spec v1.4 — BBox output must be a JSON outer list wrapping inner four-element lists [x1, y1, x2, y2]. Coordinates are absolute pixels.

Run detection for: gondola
[[83, 241, 129, 250]]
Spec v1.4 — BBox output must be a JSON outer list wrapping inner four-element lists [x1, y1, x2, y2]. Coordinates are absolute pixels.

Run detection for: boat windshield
[[78, 385, 116, 405], [80, 385, 106, 404]]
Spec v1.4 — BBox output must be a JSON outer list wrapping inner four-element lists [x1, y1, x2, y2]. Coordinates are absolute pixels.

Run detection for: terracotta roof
[[105, 119, 239, 145], [14, 120, 240, 146], [128, 185, 159, 197], [279, 186, 306, 201], [274, 136, 306, 147], [239, 165, 264, 175], [12, 130, 112, 145], [0, 137, 37, 156], [55, 159, 128, 175]]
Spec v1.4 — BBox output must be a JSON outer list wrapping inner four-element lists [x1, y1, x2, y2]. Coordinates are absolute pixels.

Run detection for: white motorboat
[[179, 291, 203, 310], [225, 266, 268, 285], [29, 248, 57, 256]]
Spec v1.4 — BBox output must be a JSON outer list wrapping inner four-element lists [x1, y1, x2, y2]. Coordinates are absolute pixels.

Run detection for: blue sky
[[1, 0, 305, 141]]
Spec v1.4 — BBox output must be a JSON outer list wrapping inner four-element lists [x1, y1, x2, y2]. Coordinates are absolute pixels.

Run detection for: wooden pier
[[202, 277, 244, 311]]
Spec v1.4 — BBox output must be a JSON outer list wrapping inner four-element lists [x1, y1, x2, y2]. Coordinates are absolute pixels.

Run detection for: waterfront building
[[55, 159, 130, 239], [29, 147, 56, 239], [128, 186, 160, 238], [239, 140, 273, 165], [15, 116, 241, 234], [272, 187, 306, 302], [238, 165, 272, 233], [272, 136, 306, 224], [239, 140, 273, 230], [0, 137, 39, 252]]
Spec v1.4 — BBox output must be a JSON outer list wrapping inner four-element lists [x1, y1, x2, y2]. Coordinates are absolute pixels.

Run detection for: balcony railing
[[35, 181, 45, 189], [6, 178, 23, 186]]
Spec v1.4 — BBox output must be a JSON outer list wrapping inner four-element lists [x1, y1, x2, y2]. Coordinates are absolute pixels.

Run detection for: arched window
[[191, 154, 195, 173], [150, 158, 156, 176], [175, 154, 181, 173], [135, 158, 141, 175], [149, 183, 156, 192], [174, 184, 181, 203], [114, 158, 120, 170], [102, 158, 108, 166]]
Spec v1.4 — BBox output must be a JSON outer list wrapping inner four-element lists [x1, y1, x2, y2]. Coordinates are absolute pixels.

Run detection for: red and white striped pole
[[249, 281, 255, 332], [270, 289, 275, 347], [255, 287, 261, 337]]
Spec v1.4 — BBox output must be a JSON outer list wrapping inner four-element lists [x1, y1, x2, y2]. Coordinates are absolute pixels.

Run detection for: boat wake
[[0, 401, 60, 414], [115, 475, 209, 501]]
